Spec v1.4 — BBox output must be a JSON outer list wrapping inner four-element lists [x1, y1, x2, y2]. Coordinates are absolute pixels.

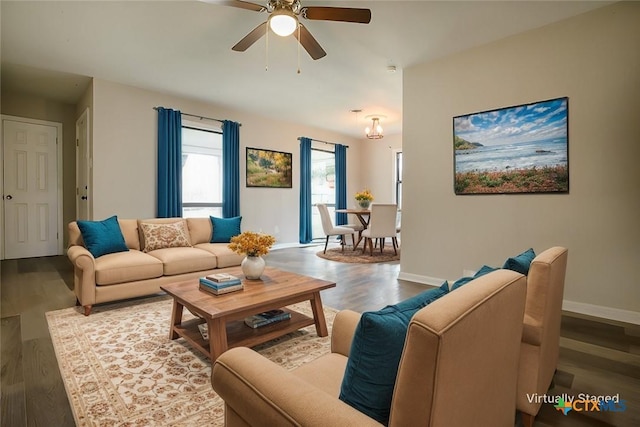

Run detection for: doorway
[[2, 116, 63, 259], [75, 108, 91, 220]]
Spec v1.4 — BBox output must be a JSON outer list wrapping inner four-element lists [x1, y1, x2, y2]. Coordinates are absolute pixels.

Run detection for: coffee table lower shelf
[[171, 308, 314, 360]]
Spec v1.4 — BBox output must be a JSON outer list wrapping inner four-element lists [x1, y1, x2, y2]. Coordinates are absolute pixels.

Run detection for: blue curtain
[[222, 120, 240, 218], [335, 144, 348, 225], [299, 137, 313, 244], [157, 107, 182, 218]]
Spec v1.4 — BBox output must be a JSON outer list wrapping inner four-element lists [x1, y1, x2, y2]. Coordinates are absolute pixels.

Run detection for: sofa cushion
[[339, 282, 449, 424], [186, 217, 214, 245], [94, 250, 163, 285], [147, 247, 217, 275], [77, 215, 129, 258], [194, 243, 244, 268], [118, 219, 141, 250], [210, 216, 242, 243], [503, 248, 536, 275], [140, 220, 192, 252]]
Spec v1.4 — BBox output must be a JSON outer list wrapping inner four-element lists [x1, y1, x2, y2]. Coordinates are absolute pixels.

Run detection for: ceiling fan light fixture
[[365, 117, 384, 139], [269, 10, 298, 37]]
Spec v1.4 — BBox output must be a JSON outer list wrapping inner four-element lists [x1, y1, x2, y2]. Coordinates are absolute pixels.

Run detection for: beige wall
[[359, 133, 402, 206], [401, 2, 640, 320], [90, 79, 363, 243], [1, 92, 78, 247]]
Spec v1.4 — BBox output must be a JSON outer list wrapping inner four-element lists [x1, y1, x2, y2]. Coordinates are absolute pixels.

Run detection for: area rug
[[317, 246, 400, 263], [46, 296, 336, 426]]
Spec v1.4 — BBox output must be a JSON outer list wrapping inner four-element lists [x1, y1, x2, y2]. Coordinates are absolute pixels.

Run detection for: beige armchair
[[212, 269, 527, 426], [517, 246, 568, 427]]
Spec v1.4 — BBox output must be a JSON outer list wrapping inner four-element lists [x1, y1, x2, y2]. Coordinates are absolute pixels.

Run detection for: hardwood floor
[[1, 245, 638, 426]]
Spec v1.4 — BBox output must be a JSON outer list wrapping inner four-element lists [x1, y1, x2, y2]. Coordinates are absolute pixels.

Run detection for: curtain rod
[[298, 137, 349, 148], [153, 107, 241, 126]]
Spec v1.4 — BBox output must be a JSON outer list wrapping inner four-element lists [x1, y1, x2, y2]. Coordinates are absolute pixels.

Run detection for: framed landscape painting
[[453, 97, 569, 195], [246, 147, 292, 188]]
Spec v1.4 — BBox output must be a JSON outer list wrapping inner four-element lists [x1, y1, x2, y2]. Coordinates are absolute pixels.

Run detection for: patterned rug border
[[316, 246, 400, 263], [46, 295, 336, 426]]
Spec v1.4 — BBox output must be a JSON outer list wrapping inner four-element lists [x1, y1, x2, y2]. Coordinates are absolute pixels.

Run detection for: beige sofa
[[67, 217, 243, 315], [212, 269, 527, 426]]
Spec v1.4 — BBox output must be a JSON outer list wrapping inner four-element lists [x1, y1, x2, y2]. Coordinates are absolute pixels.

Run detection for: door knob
[[5, 195, 12, 200], [81, 196, 88, 200]]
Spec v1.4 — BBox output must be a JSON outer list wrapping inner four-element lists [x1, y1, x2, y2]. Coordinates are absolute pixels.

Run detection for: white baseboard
[[271, 242, 321, 250], [397, 272, 446, 287], [399, 272, 640, 325], [562, 300, 640, 325]]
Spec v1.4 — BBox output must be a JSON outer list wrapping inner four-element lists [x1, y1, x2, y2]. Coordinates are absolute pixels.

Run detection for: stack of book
[[244, 309, 291, 329], [199, 273, 243, 295]]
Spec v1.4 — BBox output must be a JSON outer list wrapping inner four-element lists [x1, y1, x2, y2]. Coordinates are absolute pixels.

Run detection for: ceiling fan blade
[[293, 24, 327, 60], [201, 0, 266, 13], [300, 7, 371, 24], [232, 21, 268, 52]]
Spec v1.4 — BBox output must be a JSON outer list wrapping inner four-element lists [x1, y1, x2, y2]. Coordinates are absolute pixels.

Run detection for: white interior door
[[3, 119, 59, 259], [76, 109, 91, 220]]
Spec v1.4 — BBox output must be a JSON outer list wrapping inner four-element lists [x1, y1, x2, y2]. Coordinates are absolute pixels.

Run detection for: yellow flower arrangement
[[228, 231, 276, 257], [354, 189, 374, 202]]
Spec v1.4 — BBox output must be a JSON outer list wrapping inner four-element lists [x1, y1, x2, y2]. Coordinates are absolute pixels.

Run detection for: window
[[310, 147, 335, 239], [395, 151, 403, 209], [181, 125, 223, 218]]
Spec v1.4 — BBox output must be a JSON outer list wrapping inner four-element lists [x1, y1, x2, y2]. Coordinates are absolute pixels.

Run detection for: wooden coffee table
[[160, 266, 336, 361]]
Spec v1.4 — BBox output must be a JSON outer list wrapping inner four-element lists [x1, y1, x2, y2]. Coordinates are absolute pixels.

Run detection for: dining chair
[[360, 203, 399, 255], [317, 204, 357, 254]]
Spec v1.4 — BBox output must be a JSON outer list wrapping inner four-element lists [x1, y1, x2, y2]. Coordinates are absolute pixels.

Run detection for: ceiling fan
[[206, 0, 372, 60]]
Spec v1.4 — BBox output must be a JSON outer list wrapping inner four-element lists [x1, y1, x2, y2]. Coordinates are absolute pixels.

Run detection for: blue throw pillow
[[451, 265, 498, 291], [76, 215, 129, 258], [210, 216, 242, 243], [339, 282, 449, 424], [503, 248, 536, 275], [451, 275, 474, 291], [474, 264, 498, 278]]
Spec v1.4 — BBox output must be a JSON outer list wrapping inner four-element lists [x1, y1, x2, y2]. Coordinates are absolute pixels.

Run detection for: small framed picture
[[246, 147, 293, 188]]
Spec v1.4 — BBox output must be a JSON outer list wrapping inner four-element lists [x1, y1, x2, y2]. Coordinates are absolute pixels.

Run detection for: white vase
[[357, 199, 371, 209], [241, 255, 266, 280]]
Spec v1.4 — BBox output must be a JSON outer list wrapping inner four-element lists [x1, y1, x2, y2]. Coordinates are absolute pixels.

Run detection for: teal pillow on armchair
[[339, 282, 449, 424], [503, 248, 536, 275], [451, 265, 498, 291]]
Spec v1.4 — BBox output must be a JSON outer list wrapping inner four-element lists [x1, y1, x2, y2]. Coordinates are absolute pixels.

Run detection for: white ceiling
[[1, 0, 611, 138]]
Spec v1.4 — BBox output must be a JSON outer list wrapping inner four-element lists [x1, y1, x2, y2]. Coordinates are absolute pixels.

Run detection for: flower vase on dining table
[[354, 189, 373, 210], [241, 255, 265, 280], [357, 199, 371, 209]]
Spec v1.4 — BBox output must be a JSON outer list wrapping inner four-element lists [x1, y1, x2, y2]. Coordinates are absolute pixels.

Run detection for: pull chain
[[297, 24, 301, 74], [265, 23, 269, 72]]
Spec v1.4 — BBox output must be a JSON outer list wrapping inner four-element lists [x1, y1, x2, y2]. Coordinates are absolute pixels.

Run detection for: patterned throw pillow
[[140, 221, 192, 252]]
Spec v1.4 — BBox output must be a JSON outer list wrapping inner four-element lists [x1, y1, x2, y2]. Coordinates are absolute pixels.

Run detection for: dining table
[[335, 208, 371, 249]]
